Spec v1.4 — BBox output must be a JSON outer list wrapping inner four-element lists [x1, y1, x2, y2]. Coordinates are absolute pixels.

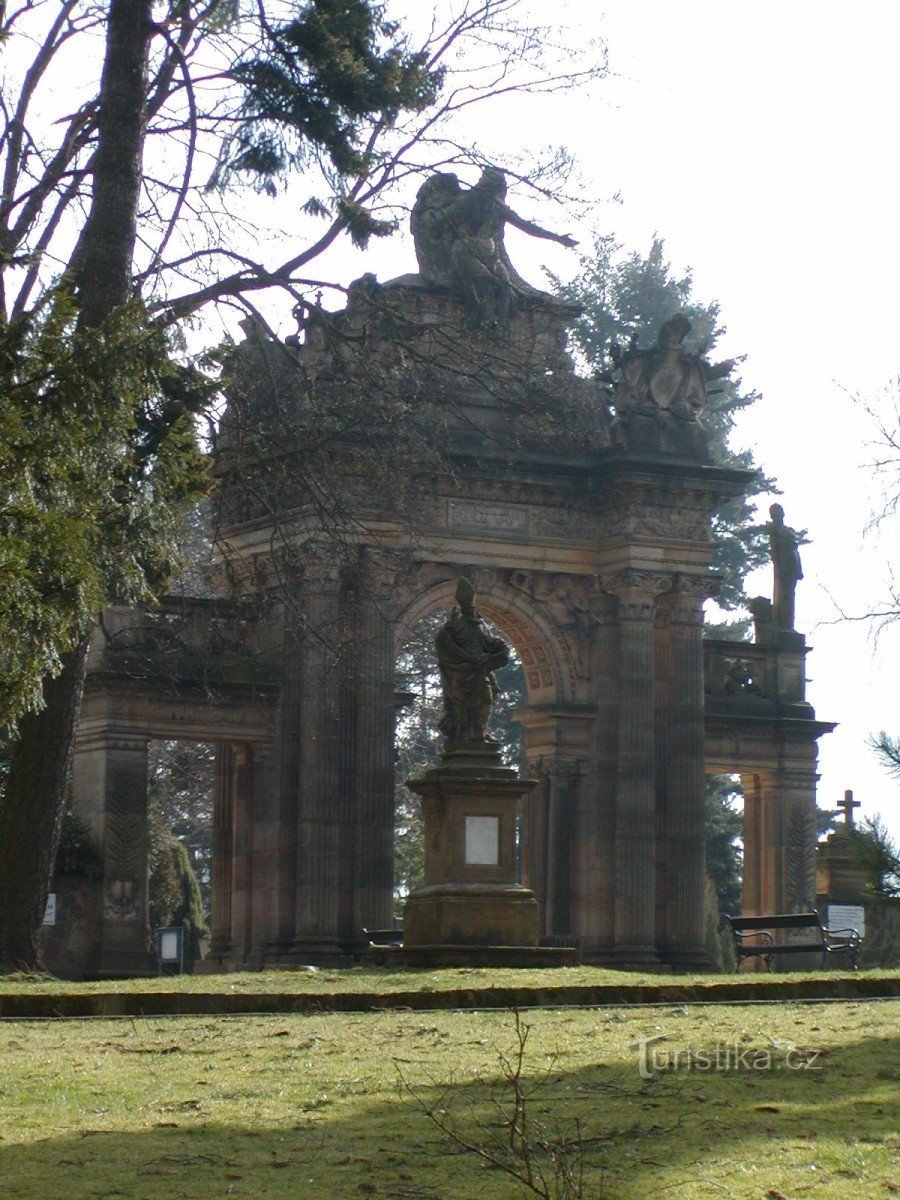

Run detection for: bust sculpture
[[435, 577, 510, 743], [410, 167, 576, 328]]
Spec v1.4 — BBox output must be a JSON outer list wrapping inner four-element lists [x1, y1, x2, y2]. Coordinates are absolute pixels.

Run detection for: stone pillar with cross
[[816, 787, 871, 915], [838, 788, 861, 827]]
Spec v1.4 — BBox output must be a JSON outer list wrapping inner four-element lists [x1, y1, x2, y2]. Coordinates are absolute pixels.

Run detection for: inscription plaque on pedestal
[[465, 815, 500, 865]]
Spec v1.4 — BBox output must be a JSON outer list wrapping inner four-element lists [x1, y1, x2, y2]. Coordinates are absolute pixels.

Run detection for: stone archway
[[394, 569, 593, 941], [58, 220, 836, 976]]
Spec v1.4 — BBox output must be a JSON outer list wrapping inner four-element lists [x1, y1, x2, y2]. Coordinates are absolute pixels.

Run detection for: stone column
[[740, 770, 767, 916], [520, 762, 551, 920], [207, 743, 235, 962], [521, 761, 576, 939], [245, 742, 276, 965], [268, 614, 302, 960], [230, 743, 256, 963], [291, 562, 344, 959], [602, 570, 671, 965], [71, 734, 152, 977], [543, 763, 580, 938], [661, 576, 713, 967], [518, 704, 593, 943], [742, 761, 820, 966], [345, 573, 396, 942]]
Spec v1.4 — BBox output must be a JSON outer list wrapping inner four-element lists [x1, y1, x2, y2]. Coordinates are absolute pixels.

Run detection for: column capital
[[668, 574, 720, 624], [600, 569, 672, 620], [74, 732, 149, 755]]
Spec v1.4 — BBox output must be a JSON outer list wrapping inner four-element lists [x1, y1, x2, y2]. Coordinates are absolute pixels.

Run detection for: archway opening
[[703, 771, 744, 969], [147, 738, 215, 969]]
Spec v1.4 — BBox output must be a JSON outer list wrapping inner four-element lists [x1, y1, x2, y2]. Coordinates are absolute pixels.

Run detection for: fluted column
[[602, 570, 671, 964], [345, 567, 396, 942], [208, 743, 235, 960], [292, 561, 344, 957], [544, 762, 579, 937], [520, 759, 579, 938], [662, 576, 714, 966], [230, 743, 256, 963], [781, 768, 820, 915], [740, 770, 766, 916], [520, 762, 550, 918], [269, 615, 302, 957]]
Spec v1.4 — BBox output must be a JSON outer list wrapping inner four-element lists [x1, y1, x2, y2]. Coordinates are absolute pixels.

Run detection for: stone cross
[[837, 788, 861, 827]]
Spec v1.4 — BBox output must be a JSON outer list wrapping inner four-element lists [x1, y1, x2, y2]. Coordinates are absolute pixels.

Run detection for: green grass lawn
[[1, 964, 897, 994], [1, 1000, 897, 1199]]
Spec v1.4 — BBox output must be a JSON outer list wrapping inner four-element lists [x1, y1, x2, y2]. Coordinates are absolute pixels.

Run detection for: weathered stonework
[[46, 221, 835, 976]]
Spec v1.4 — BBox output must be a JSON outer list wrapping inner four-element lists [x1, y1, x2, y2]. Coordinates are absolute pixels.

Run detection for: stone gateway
[[47, 171, 834, 976]]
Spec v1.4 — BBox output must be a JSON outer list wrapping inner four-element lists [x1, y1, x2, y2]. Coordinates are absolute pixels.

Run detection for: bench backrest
[[725, 912, 822, 932]]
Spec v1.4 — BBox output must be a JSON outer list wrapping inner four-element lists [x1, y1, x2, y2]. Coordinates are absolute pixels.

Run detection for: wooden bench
[[724, 912, 862, 972]]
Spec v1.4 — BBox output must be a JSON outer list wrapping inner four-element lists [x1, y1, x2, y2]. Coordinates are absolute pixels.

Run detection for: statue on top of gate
[[435, 577, 510, 744], [411, 167, 577, 329], [607, 313, 734, 460]]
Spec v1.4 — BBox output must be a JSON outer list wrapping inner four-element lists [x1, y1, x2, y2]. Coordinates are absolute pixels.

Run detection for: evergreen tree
[[705, 775, 743, 917], [148, 834, 208, 971], [148, 740, 216, 917], [557, 236, 772, 610]]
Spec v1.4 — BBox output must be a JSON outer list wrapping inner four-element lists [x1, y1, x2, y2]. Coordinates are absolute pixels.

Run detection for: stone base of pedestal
[[371, 943, 577, 968], [404, 882, 539, 947], [663, 946, 710, 971], [98, 936, 155, 979], [610, 946, 661, 968]]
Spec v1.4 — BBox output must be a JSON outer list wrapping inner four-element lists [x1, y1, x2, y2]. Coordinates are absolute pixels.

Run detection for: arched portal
[[394, 573, 594, 941]]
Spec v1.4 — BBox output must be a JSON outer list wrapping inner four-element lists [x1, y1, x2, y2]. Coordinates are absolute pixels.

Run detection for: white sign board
[[465, 815, 499, 865], [159, 929, 182, 962], [42, 894, 56, 926], [827, 904, 865, 937]]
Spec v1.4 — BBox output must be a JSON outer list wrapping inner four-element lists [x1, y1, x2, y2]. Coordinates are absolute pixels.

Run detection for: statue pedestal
[[375, 742, 576, 968]]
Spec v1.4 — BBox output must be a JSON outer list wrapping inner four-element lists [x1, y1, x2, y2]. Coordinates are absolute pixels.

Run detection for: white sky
[[272, 1, 900, 835]]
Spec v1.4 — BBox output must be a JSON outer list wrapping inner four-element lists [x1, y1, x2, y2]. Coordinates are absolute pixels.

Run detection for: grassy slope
[[1, 964, 898, 994], [1, 1001, 897, 1199]]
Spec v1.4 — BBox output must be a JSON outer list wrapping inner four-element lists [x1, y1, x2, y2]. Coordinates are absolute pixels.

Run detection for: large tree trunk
[[0, 642, 89, 970], [0, 0, 152, 974], [76, 0, 152, 324]]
